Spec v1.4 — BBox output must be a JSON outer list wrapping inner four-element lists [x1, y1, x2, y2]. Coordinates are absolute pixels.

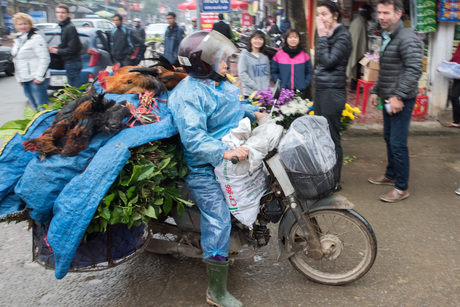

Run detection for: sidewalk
[[228, 58, 460, 137]]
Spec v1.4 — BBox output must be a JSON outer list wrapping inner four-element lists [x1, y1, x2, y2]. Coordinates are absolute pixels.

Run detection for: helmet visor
[[197, 30, 237, 73]]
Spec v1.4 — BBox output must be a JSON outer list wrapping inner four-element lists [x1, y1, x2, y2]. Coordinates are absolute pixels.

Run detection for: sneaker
[[456, 187, 460, 196], [368, 175, 395, 186], [380, 189, 409, 203]]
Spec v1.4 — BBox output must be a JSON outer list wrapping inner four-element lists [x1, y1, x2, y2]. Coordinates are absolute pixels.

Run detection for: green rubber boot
[[204, 258, 243, 307]]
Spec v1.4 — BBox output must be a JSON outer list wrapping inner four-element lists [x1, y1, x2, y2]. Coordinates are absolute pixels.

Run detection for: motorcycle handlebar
[[231, 156, 239, 164]]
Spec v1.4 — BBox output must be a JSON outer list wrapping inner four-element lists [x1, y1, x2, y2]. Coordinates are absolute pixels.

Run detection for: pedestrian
[[189, 17, 198, 34], [130, 17, 146, 65], [271, 28, 312, 98], [212, 13, 232, 40], [237, 30, 271, 99], [164, 12, 185, 66], [368, 0, 423, 203], [11, 12, 50, 111], [444, 43, 460, 128], [313, 0, 352, 192], [257, 17, 268, 31], [346, 4, 373, 92], [268, 19, 282, 47], [170, 30, 266, 307], [280, 17, 291, 35], [49, 4, 82, 88], [111, 14, 134, 67]]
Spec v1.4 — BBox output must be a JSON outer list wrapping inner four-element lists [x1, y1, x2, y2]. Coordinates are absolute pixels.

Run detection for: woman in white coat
[[12, 13, 50, 110]]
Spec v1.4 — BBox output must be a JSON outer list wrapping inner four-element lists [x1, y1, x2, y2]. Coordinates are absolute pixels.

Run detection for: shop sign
[[201, 0, 231, 13], [200, 13, 219, 31], [439, 0, 460, 22]]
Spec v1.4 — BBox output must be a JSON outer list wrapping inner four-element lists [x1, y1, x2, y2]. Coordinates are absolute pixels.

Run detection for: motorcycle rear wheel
[[288, 209, 377, 285]]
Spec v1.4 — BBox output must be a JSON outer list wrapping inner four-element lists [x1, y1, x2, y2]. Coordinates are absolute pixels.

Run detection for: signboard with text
[[201, 0, 231, 13], [200, 13, 219, 31]]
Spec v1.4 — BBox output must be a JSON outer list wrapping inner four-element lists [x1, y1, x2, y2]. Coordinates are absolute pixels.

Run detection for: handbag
[[49, 53, 65, 70]]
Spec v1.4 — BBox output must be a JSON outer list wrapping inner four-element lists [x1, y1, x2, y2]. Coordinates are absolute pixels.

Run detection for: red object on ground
[[413, 95, 428, 116], [355, 79, 375, 115]]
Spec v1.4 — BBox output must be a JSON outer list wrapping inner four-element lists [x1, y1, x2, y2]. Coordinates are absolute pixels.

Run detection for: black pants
[[449, 79, 460, 124], [314, 88, 346, 185]]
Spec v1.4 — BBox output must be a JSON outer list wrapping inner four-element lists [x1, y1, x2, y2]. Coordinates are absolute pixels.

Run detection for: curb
[[345, 121, 460, 137]]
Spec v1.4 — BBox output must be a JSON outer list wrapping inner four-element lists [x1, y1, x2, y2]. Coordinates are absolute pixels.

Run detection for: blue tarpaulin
[[0, 85, 178, 279]]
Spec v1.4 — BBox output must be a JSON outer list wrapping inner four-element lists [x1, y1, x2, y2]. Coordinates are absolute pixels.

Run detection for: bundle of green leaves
[[85, 137, 191, 236]]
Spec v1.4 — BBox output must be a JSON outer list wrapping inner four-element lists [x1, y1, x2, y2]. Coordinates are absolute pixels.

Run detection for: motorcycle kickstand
[[288, 195, 323, 260]]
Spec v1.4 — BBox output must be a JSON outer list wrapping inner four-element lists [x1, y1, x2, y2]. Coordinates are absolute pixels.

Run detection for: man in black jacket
[[111, 14, 134, 67], [131, 18, 146, 65], [49, 4, 82, 87], [212, 14, 232, 40], [368, 0, 423, 203]]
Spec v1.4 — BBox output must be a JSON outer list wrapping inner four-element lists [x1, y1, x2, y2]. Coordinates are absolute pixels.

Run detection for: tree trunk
[[288, 0, 310, 53]]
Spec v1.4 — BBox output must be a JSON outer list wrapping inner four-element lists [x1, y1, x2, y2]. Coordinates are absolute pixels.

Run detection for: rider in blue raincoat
[[168, 30, 267, 307]]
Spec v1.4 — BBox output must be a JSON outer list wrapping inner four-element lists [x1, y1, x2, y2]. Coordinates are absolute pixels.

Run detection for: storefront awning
[[178, 0, 248, 11]]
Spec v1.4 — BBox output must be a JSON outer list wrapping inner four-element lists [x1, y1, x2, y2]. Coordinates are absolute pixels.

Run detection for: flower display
[[341, 103, 361, 132]]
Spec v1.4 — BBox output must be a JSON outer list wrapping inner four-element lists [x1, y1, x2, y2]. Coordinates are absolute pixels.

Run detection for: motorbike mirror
[[273, 80, 281, 100]]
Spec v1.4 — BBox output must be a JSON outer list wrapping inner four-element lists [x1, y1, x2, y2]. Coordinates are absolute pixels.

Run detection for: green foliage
[[85, 137, 191, 236], [0, 84, 89, 140]]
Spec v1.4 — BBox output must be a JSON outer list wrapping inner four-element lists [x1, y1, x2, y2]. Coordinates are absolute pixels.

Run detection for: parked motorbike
[[146, 82, 377, 286]]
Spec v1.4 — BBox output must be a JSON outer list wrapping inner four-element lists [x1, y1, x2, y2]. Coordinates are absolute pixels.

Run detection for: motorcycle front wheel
[[288, 209, 377, 285]]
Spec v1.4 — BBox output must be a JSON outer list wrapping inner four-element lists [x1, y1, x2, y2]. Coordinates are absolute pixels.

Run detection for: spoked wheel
[[288, 209, 377, 285]]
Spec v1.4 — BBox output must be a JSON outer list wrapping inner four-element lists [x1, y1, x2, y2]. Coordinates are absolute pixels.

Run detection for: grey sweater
[[237, 49, 271, 97], [371, 21, 423, 101]]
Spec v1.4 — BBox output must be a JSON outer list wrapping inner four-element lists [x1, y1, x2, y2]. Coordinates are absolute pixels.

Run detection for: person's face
[[134, 21, 140, 26], [316, 6, 338, 30], [167, 15, 176, 26], [377, 3, 402, 32], [286, 32, 300, 48], [192, 21, 197, 27], [16, 19, 31, 34], [250, 35, 264, 51], [55, 8, 70, 22], [217, 59, 229, 77], [112, 16, 122, 27]]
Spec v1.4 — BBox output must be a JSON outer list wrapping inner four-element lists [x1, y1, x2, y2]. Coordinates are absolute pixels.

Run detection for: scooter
[[146, 82, 377, 286]]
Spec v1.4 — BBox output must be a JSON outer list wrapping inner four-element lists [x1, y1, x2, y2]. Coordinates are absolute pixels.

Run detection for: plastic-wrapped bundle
[[278, 116, 336, 199], [437, 61, 460, 79]]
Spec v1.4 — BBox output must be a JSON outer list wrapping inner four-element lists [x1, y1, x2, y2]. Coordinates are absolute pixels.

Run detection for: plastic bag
[[438, 61, 460, 79], [278, 116, 336, 199], [214, 159, 268, 227]]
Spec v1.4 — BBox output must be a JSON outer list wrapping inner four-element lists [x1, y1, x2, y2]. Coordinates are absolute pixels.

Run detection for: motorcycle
[[145, 81, 377, 286]]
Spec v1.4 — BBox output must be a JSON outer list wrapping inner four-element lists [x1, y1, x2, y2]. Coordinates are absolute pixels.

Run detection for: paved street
[[0, 73, 459, 306]]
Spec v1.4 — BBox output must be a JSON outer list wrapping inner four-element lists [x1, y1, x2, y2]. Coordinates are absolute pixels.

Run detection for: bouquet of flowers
[[341, 103, 361, 132], [251, 88, 313, 129]]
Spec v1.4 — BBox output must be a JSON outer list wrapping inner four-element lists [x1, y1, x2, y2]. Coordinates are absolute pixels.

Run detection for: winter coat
[[164, 23, 185, 65], [346, 15, 368, 80], [314, 24, 352, 89], [57, 18, 82, 64], [237, 50, 271, 96], [131, 25, 146, 46], [212, 21, 232, 40], [371, 21, 423, 101], [110, 25, 134, 61], [271, 49, 312, 91], [12, 28, 50, 83]]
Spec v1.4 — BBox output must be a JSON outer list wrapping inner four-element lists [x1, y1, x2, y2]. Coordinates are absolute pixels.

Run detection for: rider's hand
[[254, 111, 269, 124], [223, 146, 249, 162], [49, 46, 58, 54], [33, 79, 42, 85], [387, 96, 404, 114], [369, 94, 378, 108]]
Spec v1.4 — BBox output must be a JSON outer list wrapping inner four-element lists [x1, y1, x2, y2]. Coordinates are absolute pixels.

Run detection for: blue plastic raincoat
[[168, 76, 258, 258]]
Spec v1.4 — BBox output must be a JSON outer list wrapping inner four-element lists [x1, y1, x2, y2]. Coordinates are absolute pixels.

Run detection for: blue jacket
[[271, 49, 312, 91], [164, 24, 185, 65]]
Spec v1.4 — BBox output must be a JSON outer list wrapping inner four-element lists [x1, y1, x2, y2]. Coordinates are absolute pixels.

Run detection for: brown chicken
[[23, 93, 131, 161]]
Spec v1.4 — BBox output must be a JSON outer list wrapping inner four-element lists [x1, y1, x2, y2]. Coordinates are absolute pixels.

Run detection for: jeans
[[22, 78, 50, 110], [383, 97, 415, 191], [314, 88, 347, 185], [65, 61, 82, 88]]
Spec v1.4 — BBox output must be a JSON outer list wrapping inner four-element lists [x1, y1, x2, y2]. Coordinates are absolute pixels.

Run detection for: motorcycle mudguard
[[276, 194, 354, 262]]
